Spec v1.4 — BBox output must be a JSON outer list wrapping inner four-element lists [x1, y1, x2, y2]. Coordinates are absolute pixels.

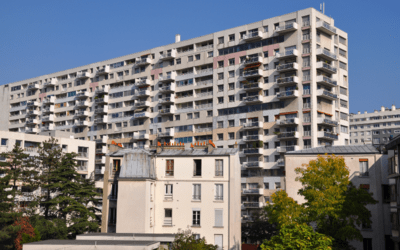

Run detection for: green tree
[[261, 223, 332, 250], [169, 229, 218, 250], [241, 211, 277, 244]]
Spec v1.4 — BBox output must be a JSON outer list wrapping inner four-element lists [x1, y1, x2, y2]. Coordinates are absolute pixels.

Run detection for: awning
[[141, 53, 151, 56], [244, 63, 261, 71], [317, 111, 332, 116], [134, 108, 145, 113], [303, 111, 310, 113], [279, 111, 298, 116]]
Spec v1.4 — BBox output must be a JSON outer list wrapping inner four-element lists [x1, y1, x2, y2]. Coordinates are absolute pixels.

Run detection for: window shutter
[[215, 209, 223, 227]]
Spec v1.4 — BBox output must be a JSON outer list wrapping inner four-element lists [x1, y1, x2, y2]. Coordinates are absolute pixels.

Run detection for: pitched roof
[[286, 144, 379, 155], [157, 148, 238, 156]]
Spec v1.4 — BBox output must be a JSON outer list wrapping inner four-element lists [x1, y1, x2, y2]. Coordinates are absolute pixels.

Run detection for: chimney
[[357, 111, 360, 114], [381, 106, 385, 112], [392, 104, 396, 111], [364, 111, 367, 114], [175, 34, 181, 43]]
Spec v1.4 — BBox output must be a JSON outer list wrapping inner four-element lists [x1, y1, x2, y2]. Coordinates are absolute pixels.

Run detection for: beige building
[[0, 7, 350, 221], [285, 145, 392, 250], [101, 144, 241, 250]]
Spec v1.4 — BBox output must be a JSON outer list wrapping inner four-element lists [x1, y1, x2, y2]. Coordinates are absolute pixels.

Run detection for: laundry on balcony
[[243, 63, 261, 71]]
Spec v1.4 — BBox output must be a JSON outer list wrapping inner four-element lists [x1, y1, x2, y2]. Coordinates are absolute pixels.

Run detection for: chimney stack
[[175, 34, 181, 43], [381, 106, 385, 112], [392, 104, 396, 111], [357, 111, 360, 114], [364, 111, 367, 114]]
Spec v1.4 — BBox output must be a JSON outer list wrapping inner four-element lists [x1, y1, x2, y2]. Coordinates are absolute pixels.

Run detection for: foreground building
[[350, 105, 400, 147], [101, 144, 241, 249], [285, 145, 392, 250], [0, 7, 349, 221]]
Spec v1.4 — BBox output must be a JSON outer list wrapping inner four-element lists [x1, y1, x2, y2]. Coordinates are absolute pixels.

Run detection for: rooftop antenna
[[320, 2, 325, 14]]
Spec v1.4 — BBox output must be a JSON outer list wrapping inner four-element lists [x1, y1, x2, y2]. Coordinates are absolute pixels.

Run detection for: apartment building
[[101, 144, 241, 249], [285, 145, 392, 250], [350, 105, 400, 147], [0, 131, 99, 214], [0, 8, 349, 222]]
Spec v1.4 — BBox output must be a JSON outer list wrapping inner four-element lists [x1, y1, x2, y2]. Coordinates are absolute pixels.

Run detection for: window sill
[[192, 200, 201, 203], [214, 176, 224, 178], [213, 226, 224, 228], [214, 200, 224, 203], [164, 176, 175, 178], [192, 176, 202, 178], [191, 225, 201, 228], [163, 225, 173, 227], [164, 199, 173, 202]]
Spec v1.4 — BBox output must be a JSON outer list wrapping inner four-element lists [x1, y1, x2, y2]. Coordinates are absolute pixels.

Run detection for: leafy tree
[[13, 217, 41, 250], [29, 216, 67, 241], [169, 229, 218, 250], [241, 210, 277, 244], [261, 223, 332, 250]]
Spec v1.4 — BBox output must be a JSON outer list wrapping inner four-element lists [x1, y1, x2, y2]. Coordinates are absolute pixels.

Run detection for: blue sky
[[0, 0, 399, 113]]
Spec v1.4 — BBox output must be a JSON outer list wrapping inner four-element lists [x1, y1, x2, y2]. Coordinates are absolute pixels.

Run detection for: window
[[228, 120, 234, 127], [207, 111, 213, 117], [195, 54, 200, 60], [229, 34, 235, 41], [218, 85, 224, 92], [194, 112, 199, 119], [215, 160, 223, 176], [214, 209, 223, 228], [229, 71, 234, 78], [228, 132, 234, 139], [218, 97, 224, 104], [275, 182, 281, 189], [229, 58, 235, 65], [382, 184, 390, 203], [264, 183, 269, 189], [218, 73, 224, 80], [264, 155, 269, 162], [217, 134, 223, 140], [164, 209, 172, 225], [193, 210, 201, 226], [215, 185, 223, 201], [175, 115, 180, 121], [1, 139, 8, 146], [359, 160, 369, 177], [218, 37, 224, 44], [193, 184, 201, 200], [214, 235, 223, 250], [228, 83, 234, 90], [166, 160, 174, 176], [208, 51, 213, 57], [229, 95, 234, 102], [187, 113, 193, 119], [263, 51, 268, 57], [176, 58, 181, 64], [363, 238, 372, 250], [194, 160, 202, 176], [188, 56, 193, 62]]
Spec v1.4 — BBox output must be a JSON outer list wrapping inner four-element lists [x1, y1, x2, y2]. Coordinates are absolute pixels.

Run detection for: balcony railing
[[277, 76, 298, 85], [277, 131, 298, 139], [277, 90, 297, 98], [243, 69, 262, 77], [275, 22, 297, 32], [243, 31, 263, 40], [276, 62, 297, 71], [276, 49, 298, 58], [317, 48, 337, 60], [316, 21, 337, 35], [244, 95, 262, 103], [196, 79, 213, 86]]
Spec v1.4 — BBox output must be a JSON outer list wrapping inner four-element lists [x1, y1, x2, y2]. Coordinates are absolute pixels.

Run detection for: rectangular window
[[359, 159, 369, 177], [165, 184, 173, 200], [214, 209, 223, 227], [215, 184, 223, 200], [215, 159, 223, 176], [1, 139, 8, 146], [363, 238, 372, 250], [193, 184, 201, 200], [194, 160, 202, 176], [218, 37, 224, 44], [164, 209, 172, 225], [193, 210, 201, 226], [166, 160, 174, 176]]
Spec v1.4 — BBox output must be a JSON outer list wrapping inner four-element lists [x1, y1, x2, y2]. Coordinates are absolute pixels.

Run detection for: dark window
[[194, 160, 202, 176], [363, 238, 372, 250]]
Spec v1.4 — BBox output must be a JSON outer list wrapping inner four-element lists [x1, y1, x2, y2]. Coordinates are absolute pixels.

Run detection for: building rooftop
[[157, 148, 239, 156], [286, 145, 379, 155], [77, 233, 176, 237], [24, 239, 158, 246], [385, 134, 400, 149]]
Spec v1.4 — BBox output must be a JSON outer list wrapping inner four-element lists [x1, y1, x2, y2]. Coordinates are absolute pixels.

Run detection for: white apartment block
[[101, 145, 241, 250], [0, 8, 350, 222], [350, 105, 400, 146]]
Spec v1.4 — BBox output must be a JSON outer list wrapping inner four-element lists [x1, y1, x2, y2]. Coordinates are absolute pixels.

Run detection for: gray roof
[[157, 148, 238, 156], [286, 144, 379, 155], [78, 233, 176, 237], [24, 240, 158, 246], [107, 148, 153, 157]]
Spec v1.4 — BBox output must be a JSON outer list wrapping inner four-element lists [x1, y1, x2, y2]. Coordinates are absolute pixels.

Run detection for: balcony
[[94, 106, 109, 114], [160, 51, 177, 60], [244, 95, 263, 104], [97, 66, 110, 75], [27, 101, 39, 107], [41, 124, 55, 131], [242, 188, 263, 195], [159, 74, 176, 82], [317, 89, 337, 101], [241, 202, 263, 209], [243, 148, 263, 155], [277, 159, 285, 167], [277, 76, 299, 86], [317, 118, 338, 127], [316, 62, 337, 74], [277, 90, 299, 99], [275, 22, 298, 33], [243, 31, 263, 41], [96, 146, 107, 154], [94, 116, 108, 124], [43, 78, 57, 86], [136, 79, 152, 87], [76, 91, 90, 99], [136, 90, 150, 97], [134, 101, 150, 108], [42, 96, 55, 104], [316, 48, 337, 61], [25, 128, 39, 134], [277, 145, 300, 153], [316, 75, 337, 87], [276, 49, 298, 59], [42, 115, 54, 122], [243, 69, 263, 78], [243, 121, 263, 130], [243, 82, 262, 91], [276, 62, 298, 72], [26, 110, 39, 116], [159, 107, 175, 115], [242, 215, 254, 223], [42, 106, 55, 114], [243, 56, 263, 66], [75, 120, 88, 127], [159, 83, 176, 93], [243, 135, 263, 141], [95, 86, 110, 94], [94, 96, 109, 104], [242, 161, 262, 169], [27, 84, 39, 90], [276, 118, 299, 126], [159, 96, 175, 104], [76, 72, 90, 79], [134, 111, 150, 119], [95, 156, 106, 164], [135, 57, 153, 65], [75, 111, 89, 117], [76, 101, 89, 107], [26, 119, 39, 125], [95, 136, 108, 144], [316, 21, 337, 35], [133, 133, 150, 140], [159, 131, 175, 137], [317, 131, 338, 140]]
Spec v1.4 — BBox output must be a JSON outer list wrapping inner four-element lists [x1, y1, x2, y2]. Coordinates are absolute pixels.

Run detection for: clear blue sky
[[0, 0, 399, 113]]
